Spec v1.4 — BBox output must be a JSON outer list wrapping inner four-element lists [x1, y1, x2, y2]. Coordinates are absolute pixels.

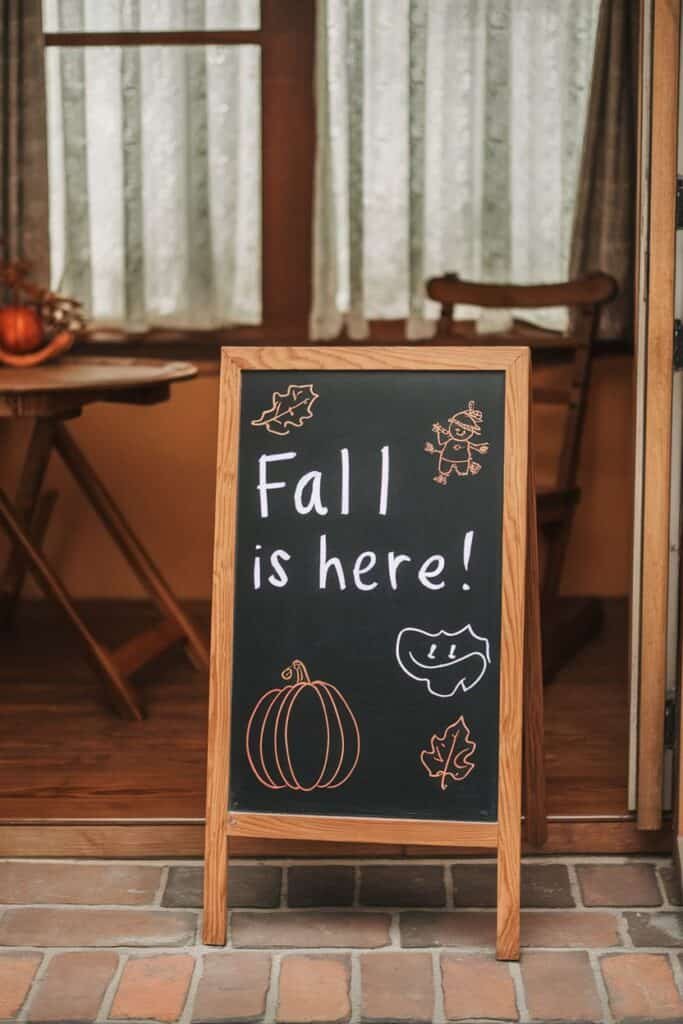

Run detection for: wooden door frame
[[638, 0, 682, 831]]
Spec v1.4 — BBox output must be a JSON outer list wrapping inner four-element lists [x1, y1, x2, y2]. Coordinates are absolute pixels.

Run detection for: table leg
[[0, 420, 56, 628], [0, 490, 143, 721], [53, 423, 209, 670]]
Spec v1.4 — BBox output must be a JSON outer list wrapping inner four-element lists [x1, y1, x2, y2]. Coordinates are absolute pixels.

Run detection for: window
[[42, 0, 315, 338], [43, 1, 600, 343]]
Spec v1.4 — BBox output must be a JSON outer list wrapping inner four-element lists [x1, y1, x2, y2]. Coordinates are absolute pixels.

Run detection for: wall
[[0, 352, 633, 599]]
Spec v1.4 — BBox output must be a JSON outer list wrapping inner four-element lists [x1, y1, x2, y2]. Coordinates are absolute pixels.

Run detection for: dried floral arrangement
[[0, 257, 86, 368]]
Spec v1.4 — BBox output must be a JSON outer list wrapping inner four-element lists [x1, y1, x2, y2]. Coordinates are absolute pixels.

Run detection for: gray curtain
[[569, 0, 638, 340], [1, 0, 49, 289]]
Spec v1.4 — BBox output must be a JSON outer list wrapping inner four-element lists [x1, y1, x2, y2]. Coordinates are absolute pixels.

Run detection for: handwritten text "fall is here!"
[[250, 448, 475, 594]]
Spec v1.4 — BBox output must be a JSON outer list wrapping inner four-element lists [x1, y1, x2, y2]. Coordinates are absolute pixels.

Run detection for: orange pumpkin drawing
[[245, 659, 361, 791]]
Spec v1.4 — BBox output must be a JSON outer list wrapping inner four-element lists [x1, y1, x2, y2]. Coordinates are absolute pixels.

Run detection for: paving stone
[[192, 952, 271, 1023], [0, 952, 42, 1019], [360, 952, 433, 1022], [359, 865, 446, 907], [163, 863, 282, 908], [659, 863, 682, 906], [110, 953, 195, 1022], [233, 911, 391, 949], [0, 907, 196, 947], [401, 911, 496, 948], [626, 911, 683, 946], [451, 862, 573, 908], [288, 866, 354, 907], [27, 951, 118, 1022], [450, 864, 499, 907], [522, 951, 602, 1022], [521, 909, 621, 948], [277, 955, 350, 1023], [401, 910, 619, 948], [441, 954, 518, 1021], [576, 862, 662, 907], [0, 860, 162, 906], [602, 952, 683, 1021]]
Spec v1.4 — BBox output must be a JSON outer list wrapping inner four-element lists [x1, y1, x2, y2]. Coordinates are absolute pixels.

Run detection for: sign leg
[[203, 830, 228, 945], [523, 421, 547, 847], [496, 801, 521, 960]]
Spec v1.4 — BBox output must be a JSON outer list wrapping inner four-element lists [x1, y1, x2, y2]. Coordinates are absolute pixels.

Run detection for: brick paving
[[0, 856, 682, 1022]]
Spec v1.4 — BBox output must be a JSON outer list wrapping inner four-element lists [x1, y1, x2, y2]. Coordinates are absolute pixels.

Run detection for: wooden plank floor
[[0, 599, 628, 820]]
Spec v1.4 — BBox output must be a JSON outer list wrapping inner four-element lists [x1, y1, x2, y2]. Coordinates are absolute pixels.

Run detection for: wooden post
[[523, 411, 547, 848], [495, 350, 528, 961], [203, 353, 240, 945]]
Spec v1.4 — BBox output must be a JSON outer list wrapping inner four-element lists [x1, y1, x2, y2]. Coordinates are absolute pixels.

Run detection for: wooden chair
[[426, 271, 618, 680]]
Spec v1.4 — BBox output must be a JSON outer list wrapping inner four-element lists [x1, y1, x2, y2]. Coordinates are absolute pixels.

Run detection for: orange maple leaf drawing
[[251, 384, 319, 437], [420, 716, 477, 790]]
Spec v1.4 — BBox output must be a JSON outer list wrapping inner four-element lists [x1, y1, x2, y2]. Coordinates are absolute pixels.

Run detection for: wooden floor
[[0, 599, 629, 820]]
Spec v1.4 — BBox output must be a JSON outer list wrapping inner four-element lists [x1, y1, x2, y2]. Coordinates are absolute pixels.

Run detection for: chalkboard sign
[[204, 347, 530, 960]]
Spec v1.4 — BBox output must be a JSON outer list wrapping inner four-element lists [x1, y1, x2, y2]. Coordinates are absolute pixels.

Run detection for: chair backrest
[[425, 271, 617, 495]]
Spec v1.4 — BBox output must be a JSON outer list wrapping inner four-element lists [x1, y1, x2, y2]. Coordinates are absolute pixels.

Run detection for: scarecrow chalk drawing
[[395, 625, 491, 698], [424, 400, 489, 483]]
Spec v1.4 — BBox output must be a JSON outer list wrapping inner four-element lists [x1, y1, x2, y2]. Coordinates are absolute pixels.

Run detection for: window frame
[[43, 0, 316, 357]]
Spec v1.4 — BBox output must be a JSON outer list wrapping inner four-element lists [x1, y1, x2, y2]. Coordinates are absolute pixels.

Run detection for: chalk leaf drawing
[[420, 716, 477, 790], [424, 400, 489, 483], [251, 383, 319, 437], [396, 626, 490, 698], [245, 659, 360, 792]]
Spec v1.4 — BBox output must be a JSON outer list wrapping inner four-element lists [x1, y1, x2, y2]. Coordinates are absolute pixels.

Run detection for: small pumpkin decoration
[[246, 659, 361, 792], [0, 258, 84, 368], [0, 305, 43, 353]]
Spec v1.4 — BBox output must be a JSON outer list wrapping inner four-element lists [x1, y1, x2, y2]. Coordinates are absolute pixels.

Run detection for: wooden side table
[[0, 356, 210, 720]]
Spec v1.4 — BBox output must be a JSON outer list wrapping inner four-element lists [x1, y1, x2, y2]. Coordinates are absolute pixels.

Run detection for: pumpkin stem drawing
[[246, 660, 361, 792], [282, 659, 312, 685]]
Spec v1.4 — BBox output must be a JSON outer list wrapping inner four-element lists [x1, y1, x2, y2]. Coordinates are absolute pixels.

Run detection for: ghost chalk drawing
[[396, 625, 491, 697]]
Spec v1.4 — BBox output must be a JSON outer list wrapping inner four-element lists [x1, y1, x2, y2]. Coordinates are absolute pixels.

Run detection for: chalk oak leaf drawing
[[420, 716, 477, 790], [251, 383, 319, 436]]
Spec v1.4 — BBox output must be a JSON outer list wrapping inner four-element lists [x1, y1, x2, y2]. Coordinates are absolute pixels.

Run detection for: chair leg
[[0, 420, 56, 627], [0, 489, 144, 721], [53, 423, 209, 671]]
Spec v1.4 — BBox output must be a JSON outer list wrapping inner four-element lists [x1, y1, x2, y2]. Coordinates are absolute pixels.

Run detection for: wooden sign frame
[[204, 346, 530, 960]]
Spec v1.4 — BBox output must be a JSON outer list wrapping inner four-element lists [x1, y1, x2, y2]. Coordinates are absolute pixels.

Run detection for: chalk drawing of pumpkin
[[245, 659, 361, 791]]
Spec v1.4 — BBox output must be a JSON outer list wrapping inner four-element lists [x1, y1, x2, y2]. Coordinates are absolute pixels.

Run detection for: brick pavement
[[0, 856, 682, 1022]]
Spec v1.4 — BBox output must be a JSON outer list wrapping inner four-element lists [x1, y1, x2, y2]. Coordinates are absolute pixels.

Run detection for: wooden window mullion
[[260, 0, 315, 332]]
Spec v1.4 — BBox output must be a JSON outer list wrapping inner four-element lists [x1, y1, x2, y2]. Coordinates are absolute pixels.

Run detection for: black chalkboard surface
[[230, 370, 505, 823], [204, 347, 530, 959]]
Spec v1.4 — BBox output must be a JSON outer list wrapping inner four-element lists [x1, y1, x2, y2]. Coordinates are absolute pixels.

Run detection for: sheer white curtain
[[311, 0, 601, 339], [43, 0, 261, 330]]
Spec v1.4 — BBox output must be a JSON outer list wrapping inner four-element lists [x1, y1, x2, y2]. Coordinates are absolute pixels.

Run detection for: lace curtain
[[311, 0, 601, 338], [43, 0, 261, 330]]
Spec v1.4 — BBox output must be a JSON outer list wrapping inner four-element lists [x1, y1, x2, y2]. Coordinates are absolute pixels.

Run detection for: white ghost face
[[395, 626, 490, 698]]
